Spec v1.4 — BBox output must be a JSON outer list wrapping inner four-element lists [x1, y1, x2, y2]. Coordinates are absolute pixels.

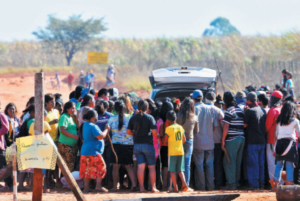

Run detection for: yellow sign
[[87, 52, 108, 64], [16, 134, 57, 171]]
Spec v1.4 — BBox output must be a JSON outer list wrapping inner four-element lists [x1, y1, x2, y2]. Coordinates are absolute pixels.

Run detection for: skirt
[[79, 155, 107, 179], [58, 142, 78, 172], [111, 144, 134, 165]]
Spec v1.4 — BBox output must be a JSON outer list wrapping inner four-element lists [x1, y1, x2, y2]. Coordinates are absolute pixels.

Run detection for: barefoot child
[[165, 111, 193, 192]]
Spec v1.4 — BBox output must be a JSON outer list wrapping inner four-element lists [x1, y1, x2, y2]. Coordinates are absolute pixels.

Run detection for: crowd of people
[[0, 68, 299, 194]]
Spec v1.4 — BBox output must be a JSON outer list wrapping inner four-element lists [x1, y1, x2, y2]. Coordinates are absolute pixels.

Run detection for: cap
[[56, 99, 64, 106], [190, 90, 203, 99], [236, 91, 246, 99], [271, 91, 283, 99], [247, 92, 257, 103], [205, 91, 216, 101]]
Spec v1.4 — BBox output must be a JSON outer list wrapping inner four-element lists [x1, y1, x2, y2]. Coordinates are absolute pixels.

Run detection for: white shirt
[[276, 119, 300, 140]]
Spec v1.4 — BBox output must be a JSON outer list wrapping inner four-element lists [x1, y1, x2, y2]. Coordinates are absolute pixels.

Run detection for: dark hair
[[223, 91, 237, 108], [81, 94, 94, 108], [160, 101, 174, 122], [69, 91, 75, 99], [75, 85, 84, 99], [54, 93, 62, 100], [258, 94, 269, 106], [155, 101, 162, 112], [23, 104, 35, 113], [5, 103, 17, 116], [133, 99, 148, 136], [146, 99, 160, 120], [108, 100, 115, 112], [115, 100, 125, 131], [287, 72, 293, 79], [276, 101, 297, 126], [45, 93, 54, 103], [98, 88, 108, 98], [95, 99, 108, 116], [172, 98, 181, 114], [284, 95, 297, 103], [179, 98, 195, 124], [166, 111, 176, 122], [279, 88, 289, 98], [275, 84, 281, 90], [62, 101, 75, 115], [28, 97, 35, 104], [282, 69, 288, 74], [90, 89, 96, 95], [270, 96, 282, 108], [83, 110, 98, 121]]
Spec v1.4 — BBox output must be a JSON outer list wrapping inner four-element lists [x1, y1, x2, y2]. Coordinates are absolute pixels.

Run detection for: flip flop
[[181, 186, 194, 192], [95, 187, 108, 193]]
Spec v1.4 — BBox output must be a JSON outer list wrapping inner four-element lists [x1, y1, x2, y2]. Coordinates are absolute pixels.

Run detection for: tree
[[33, 15, 107, 66], [203, 17, 240, 37]]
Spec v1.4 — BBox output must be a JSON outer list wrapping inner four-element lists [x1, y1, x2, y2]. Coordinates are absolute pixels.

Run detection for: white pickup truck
[[149, 66, 218, 101]]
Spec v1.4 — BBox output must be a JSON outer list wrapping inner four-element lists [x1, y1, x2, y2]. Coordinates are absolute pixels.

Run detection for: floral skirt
[[79, 154, 106, 179], [58, 142, 78, 172]]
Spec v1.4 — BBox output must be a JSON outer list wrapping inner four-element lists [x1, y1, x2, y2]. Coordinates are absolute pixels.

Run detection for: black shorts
[[111, 144, 134, 165], [160, 146, 168, 168]]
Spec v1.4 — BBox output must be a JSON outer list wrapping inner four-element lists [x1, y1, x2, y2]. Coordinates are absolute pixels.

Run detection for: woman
[[80, 110, 110, 193], [58, 101, 78, 172], [78, 94, 95, 127], [95, 99, 114, 188], [107, 100, 138, 191], [127, 99, 159, 193], [4, 103, 21, 147], [146, 99, 163, 189], [273, 101, 300, 189], [159, 101, 174, 191], [176, 98, 198, 186], [118, 94, 133, 115]]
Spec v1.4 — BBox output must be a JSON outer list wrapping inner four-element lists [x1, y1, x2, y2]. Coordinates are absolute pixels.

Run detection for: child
[[165, 111, 193, 192], [285, 72, 294, 96]]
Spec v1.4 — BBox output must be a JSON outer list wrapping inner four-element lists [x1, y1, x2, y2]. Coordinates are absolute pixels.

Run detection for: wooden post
[[12, 121, 17, 201], [56, 152, 86, 201], [32, 73, 44, 201]]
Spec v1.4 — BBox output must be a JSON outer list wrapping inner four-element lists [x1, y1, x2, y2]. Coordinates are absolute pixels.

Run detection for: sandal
[[181, 186, 193, 192], [95, 187, 108, 193]]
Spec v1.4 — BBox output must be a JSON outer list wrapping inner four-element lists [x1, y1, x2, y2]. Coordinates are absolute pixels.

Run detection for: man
[[98, 88, 110, 101], [265, 91, 283, 184], [205, 91, 225, 189], [67, 71, 75, 91], [244, 92, 266, 190], [191, 90, 217, 190], [0, 110, 11, 190], [106, 64, 117, 86], [235, 91, 246, 111], [222, 91, 245, 190]]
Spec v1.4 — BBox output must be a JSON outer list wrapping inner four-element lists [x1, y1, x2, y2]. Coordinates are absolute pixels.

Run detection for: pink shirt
[[153, 118, 163, 149], [0, 113, 9, 150]]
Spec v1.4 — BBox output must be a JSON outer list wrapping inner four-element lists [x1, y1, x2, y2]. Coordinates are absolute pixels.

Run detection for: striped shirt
[[223, 106, 244, 141]]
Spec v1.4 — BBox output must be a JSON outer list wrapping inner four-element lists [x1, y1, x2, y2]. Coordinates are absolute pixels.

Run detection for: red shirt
[[266, 106, 282, 144], [68, 74, 75, 83]]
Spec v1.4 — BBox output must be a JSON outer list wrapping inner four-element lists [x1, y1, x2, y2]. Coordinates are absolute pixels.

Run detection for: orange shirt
[[161, 121, 172, 146]]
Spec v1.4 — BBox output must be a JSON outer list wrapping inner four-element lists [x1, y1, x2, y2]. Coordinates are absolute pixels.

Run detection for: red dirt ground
[[0, 72, 149, 116]]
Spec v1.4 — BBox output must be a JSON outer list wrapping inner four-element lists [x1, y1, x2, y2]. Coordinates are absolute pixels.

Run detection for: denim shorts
[[133, 143, 156, 166]]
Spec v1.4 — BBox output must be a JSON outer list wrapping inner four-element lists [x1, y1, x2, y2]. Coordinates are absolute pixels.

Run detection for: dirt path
[[0, 73, 149, 118], [0, 188, 276, 201]]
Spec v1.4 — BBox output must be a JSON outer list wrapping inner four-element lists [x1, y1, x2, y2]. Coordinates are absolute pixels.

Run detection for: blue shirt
[[81, 122, 104, 156], [97, 111, 114, 131], [286, 79, 294, 89], [69, 98, 78, 105]]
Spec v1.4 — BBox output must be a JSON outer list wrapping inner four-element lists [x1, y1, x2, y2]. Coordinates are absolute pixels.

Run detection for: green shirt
[[27, 118, 35, 131], [58, 113, 77, 146], [76, 102, 81, 110]]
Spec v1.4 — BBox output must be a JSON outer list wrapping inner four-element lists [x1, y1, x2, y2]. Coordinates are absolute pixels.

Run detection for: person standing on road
[[67, 71, 75, 91], [106, 64, 117, 86], [176, 98, 198, 186], [55, 72, 61, 90], [205, 92, 225, 190], [244, 92, 267, 190], [191, 90, 217, 191], [222, 91, 245, 190], [79, 70, 85, 86], [127, 99, 160, 193], [265, 91, 283, 184]]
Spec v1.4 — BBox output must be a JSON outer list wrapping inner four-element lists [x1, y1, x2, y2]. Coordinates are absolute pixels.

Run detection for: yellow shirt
[[165, 124, 185, 156], [29, 121, 51, 136], [46, 109, 60, 142]]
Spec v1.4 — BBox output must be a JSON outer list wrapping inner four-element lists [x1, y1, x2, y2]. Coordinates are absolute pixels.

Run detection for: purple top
[[0, 112, 9, 150]]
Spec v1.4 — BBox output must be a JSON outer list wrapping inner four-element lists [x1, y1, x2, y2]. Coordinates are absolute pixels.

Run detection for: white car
[[149, 66, 218, 101]]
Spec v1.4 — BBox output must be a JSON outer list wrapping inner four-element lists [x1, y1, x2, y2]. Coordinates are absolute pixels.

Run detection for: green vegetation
[[0, 66, 73, 74], [203, 17, 240, 36], [32, 15, 107, 66], [124, 77, 152, 92]]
